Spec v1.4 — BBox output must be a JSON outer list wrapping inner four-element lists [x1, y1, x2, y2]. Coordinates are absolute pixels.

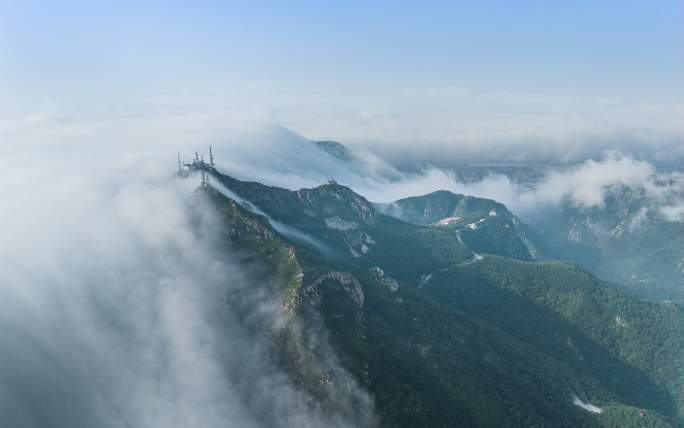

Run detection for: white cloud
[[203, 127, 683, 224], [660, 204, 684, 222], [5, 81, 682, 168], [532, 153, 656, 209], [0, 111, 373, 427]]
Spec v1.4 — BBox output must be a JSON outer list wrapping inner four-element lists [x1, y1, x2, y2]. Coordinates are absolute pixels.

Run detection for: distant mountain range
[[316, 140, 684, 303], [528, 188, 684, 302], [185, 161, 683, 427]]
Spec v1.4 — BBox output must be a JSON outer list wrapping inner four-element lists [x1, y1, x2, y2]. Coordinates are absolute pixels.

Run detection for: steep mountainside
[[307, 138, 683, 301], [377, 190, 542, 261], [421, 257, 683, 418], [211, 174, 473, 282], [527, 187, 684, 302], [190, 167, 683, 427], [380, 185, 684, 303]]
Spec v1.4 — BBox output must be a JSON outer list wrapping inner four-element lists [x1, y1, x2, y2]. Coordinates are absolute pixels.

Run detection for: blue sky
[[1, 0, 682, 148]]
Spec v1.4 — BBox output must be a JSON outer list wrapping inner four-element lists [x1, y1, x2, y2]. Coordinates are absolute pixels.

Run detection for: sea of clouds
[[0, 106, 681, 427], [0, 111, 374, 428]]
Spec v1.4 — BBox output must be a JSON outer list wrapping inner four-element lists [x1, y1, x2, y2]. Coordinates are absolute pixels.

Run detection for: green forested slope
[[377, 190, 541, 261], [195, 170, 683, 427], [420, 257, 683, 419]]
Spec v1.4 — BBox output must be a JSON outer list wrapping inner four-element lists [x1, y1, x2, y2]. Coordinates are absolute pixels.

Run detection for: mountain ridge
[[189, 164, 683, 427]]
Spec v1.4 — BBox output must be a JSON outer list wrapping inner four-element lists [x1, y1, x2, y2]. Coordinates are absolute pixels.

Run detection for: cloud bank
[[531, 153, 684, 211], [3, 106, 680, 220], [201, 124, 683, 221], [0, 115, 373, 427]]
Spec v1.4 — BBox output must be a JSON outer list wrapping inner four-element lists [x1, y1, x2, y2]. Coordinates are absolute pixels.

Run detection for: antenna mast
[[177, 153, 182, 172], [200, 170, 210, 189], [209, 145, 215, 167]]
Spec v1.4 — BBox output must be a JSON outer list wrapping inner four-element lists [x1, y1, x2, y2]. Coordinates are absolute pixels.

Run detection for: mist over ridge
[[2, 2, 683, 426], [0, 120, 377, 428], [1, 93, 682, 427]]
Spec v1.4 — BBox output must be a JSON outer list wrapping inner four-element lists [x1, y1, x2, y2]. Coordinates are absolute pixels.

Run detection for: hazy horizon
[[2, 1, 682, 162]]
